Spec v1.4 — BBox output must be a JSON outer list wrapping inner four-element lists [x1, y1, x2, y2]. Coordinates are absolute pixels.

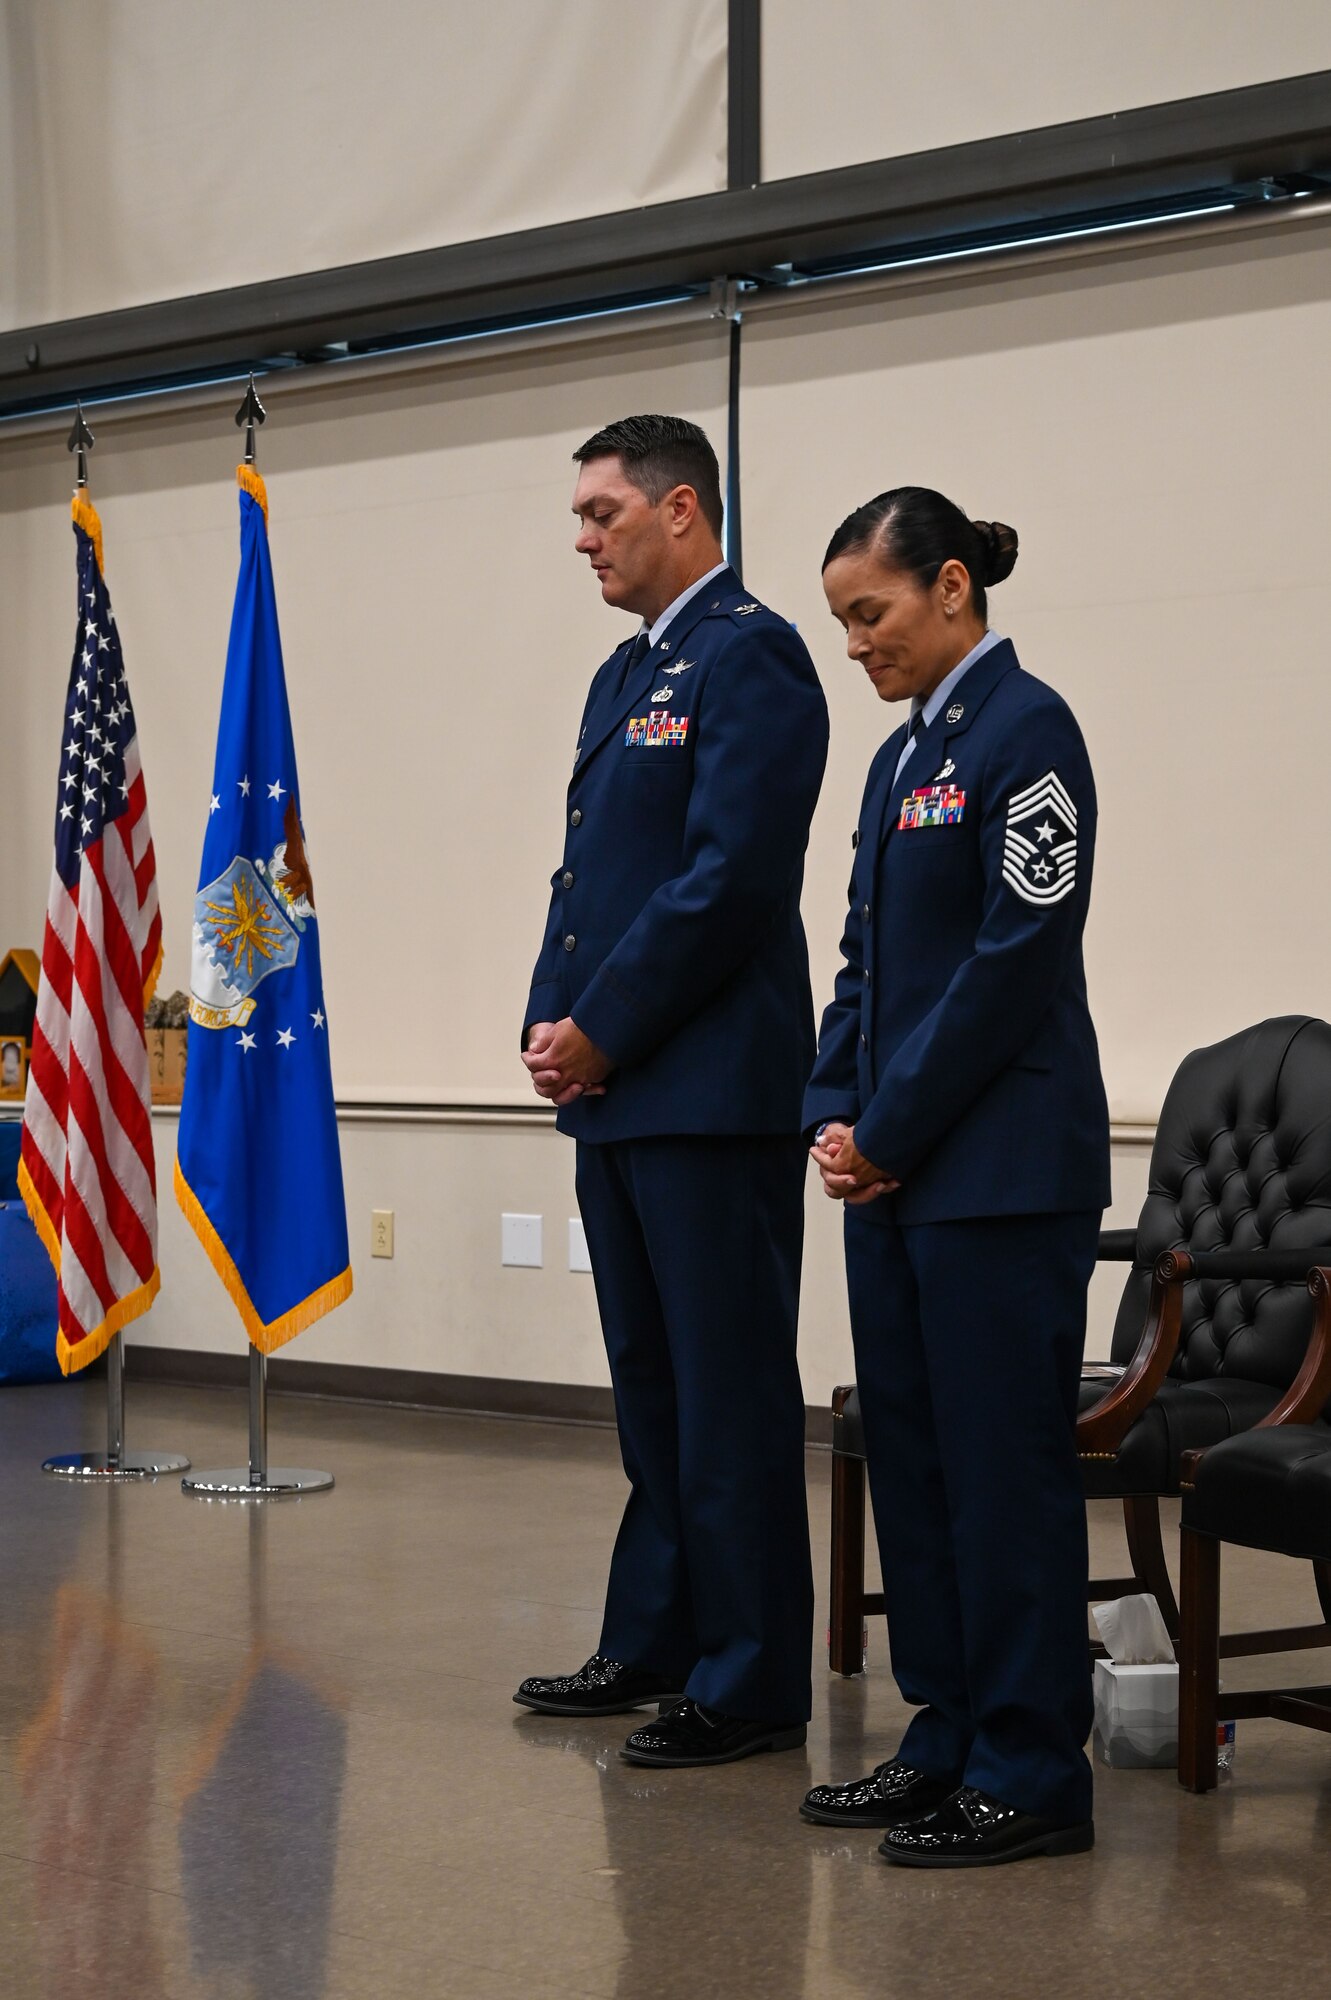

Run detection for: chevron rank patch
[[1003, 770, 1077, 904]]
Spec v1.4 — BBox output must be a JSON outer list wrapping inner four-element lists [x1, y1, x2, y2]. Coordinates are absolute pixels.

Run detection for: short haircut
[[574, 414, 724, 538]]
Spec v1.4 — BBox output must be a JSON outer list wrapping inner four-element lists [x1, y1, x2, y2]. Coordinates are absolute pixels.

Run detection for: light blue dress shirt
[[644, 561, 731, 649], [892, 629, 1004, 785]]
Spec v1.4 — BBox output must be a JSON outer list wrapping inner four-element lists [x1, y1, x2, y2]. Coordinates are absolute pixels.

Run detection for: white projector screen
[[762, 1, 1331, 181], [0, 0, 728, 330]]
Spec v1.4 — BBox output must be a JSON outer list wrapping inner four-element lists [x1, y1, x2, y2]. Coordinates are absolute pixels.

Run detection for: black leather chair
[[827, 1016, 1331, 1675], [1178, 1272, 1331, 1791]]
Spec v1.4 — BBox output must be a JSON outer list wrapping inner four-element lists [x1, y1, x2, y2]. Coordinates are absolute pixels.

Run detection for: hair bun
[[971, 519, 1018, 587]]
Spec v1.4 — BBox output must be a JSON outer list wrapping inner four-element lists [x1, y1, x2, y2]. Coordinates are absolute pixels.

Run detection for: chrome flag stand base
[[182, 1347, 333, 1499], [43, 1333, 190, 1479]]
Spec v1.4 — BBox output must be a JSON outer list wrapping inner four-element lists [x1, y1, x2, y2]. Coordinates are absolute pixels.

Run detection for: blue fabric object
[[176, 480, 350, 1343], [0, 1200, 62, 1384], [523, 566, 830, 1140], [803, 639, 1111, 1221], [0, 1123, 20, 1198]]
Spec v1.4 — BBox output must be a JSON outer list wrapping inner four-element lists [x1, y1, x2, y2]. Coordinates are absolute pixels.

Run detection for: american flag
[[19, 495, 162, 1375]]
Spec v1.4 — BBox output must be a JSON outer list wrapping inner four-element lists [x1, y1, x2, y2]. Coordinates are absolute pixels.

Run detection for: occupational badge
[[1002, 770, 1077, 905], [651, 687, 673, 703], [899, 784, 966, 831], [734, 602, 759, 615], [934, 758, 957, 781]]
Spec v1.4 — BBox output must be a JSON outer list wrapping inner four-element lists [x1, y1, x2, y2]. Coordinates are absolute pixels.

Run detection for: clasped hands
[[523, 1019, 613, 1107], [810, 1122, 901, 1205]]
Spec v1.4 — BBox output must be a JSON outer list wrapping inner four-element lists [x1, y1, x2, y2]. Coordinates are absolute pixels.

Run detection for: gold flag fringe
[[18, 1158, 161, 1374], [70, 490, 105, 575], [174, 1158, 352, 1353], [143, 934, 164, 1012], [236, 463, 269, 526]]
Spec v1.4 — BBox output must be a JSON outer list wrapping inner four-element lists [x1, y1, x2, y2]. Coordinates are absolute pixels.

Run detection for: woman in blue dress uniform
[[800, 487, 1110, 1868]]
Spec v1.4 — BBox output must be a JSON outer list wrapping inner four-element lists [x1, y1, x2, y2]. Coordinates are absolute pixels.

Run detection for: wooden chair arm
[[1077, 1251, 1189, 1461], [1180, 1266, 1331, 1489]]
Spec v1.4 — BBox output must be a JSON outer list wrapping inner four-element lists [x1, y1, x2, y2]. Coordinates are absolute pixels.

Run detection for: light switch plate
[[502, 1213, 543, 1268], [568, 1218, 592, 1273], [371, 1209, 394, 1258]]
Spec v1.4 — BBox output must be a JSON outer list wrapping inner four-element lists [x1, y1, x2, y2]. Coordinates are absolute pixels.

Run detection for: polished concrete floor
[[0, 1379, 1328, 1999]]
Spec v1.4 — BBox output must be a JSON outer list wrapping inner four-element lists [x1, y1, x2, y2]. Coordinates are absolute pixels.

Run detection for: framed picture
[[0, 1036, 28, 1100]]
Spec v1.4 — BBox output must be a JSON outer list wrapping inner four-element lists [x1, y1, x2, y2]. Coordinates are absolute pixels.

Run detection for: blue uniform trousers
[[845, 1206, 1098, 1824], [576, 1135, 814, 1723]]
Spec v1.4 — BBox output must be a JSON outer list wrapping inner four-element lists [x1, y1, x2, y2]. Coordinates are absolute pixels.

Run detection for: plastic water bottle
[[1216, 1720, 1236, 1775]]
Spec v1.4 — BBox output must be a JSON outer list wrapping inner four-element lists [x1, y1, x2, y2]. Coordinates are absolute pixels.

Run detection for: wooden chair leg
[[1123, 1495, 1181, 1640], [1178, 1525, 1221, 1792], [829, 1451, 867, 1675], [1313, 1559, 1331, 1625]]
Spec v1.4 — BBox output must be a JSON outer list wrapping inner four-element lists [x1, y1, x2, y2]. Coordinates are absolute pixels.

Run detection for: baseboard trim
[[122, 1345, 834, 1445]]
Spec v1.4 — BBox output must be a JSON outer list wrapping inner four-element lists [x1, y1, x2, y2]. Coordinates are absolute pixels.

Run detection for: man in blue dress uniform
[[513, 415, 828, 1767]]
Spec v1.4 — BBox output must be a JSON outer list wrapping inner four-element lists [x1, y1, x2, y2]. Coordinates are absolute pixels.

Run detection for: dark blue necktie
[[618, 628, 652, 693]]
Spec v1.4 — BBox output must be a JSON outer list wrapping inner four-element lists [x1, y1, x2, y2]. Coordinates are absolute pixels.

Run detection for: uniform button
[[852, 830, 860, 849], [863, 968, 871, 984], [570, 809, 582, 826], [860, 1032, 868, 1049], [861, 903, 871, 921], [562, 871, 574, 889], [564, 935, 576, 952]]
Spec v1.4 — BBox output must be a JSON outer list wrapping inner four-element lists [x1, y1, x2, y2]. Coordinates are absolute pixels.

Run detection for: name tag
[[626, 713, 689, 748], [899, 784, 966, 831]]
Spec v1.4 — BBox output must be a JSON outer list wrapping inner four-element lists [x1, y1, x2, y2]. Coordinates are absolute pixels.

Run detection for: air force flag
[[175, 467, 351, 1351]]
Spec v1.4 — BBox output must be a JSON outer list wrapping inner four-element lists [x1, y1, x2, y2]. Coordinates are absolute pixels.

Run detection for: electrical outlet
[[502, 1213, 543, 1268], [371, 1209, 395, 1258], [568, 1218, 592, 1273]]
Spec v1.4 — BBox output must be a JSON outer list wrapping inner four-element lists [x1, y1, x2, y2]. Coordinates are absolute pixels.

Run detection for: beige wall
[[4, 210, 1326, 1391], [0, 0, 728, 328], [741, 216, 1331, 1125], [0, 321, 731, 1102], [125, 1115, 1150, 1394], [763, 1, 1331, 180]]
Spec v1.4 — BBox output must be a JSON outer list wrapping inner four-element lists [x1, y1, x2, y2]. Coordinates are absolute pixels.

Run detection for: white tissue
[[1091, 1593, 1176, 1666]]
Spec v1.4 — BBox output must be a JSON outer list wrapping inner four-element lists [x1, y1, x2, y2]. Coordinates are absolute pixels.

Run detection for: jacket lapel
[[879, 640, 1020, 846], [572, 566, 739, 780]]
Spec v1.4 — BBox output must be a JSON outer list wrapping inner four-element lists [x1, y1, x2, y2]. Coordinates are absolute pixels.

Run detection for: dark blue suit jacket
[[803, 639, 1110, 1223], [524, 568, 829, 1141]]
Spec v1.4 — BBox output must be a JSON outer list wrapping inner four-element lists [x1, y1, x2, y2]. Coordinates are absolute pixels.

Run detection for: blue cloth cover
[[0, 1130, 62, 1378]]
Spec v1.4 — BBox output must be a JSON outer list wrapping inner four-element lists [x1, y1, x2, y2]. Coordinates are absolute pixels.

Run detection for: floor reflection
[[515, 1714, 815, 1998], [19, 1584, 166, 1994], [178, 1645, 348, 2000]]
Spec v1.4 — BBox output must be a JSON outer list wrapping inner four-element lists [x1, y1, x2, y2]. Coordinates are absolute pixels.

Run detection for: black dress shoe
[[620, 1697, 807, 1768], [800, 1759, 960, 1828], [513, 1655, 684, 1717], [878, 1786, 1094, 1869]]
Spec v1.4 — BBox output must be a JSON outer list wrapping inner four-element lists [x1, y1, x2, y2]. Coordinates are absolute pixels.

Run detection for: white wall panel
[[0, 0, 727, 329], [739, 221, 1331, 1125], [763, 1, 1331, 181]]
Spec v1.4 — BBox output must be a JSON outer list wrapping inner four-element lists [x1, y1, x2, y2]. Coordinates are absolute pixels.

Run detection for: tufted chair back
[[1109, 1017, 1331, 1390]]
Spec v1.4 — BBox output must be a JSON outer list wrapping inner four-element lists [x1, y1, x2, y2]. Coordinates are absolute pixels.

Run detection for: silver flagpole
[[182, 1344, 333, 1498], [41, 413, 189, 1482], [43, 1330, 191, 1478]]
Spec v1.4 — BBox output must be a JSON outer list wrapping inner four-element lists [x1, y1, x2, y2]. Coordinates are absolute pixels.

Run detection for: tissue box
[[1092, 1659, 1178, 1769]]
